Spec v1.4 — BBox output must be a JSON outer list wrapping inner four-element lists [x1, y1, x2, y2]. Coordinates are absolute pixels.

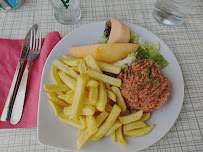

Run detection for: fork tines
[[30, 29, 42, 50]]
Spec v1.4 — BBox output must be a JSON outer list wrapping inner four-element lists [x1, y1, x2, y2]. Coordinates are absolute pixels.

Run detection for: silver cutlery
[[0, 24, 38, 122], [10, 29, 42, 125]]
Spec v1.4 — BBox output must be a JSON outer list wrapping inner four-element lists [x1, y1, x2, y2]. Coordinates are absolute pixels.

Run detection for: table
[[0, 0, 203, 151]]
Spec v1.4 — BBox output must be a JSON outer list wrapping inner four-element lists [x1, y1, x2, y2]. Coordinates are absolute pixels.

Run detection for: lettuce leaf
[[129, 32, 168, 69], [149, 51, 168, 69]]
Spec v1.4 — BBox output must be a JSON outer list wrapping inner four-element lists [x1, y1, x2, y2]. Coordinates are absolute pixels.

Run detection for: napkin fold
[[0, 31, 61, 129]]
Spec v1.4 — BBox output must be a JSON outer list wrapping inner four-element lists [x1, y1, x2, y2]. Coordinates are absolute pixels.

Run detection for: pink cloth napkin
[[0, 31, 61, 129]]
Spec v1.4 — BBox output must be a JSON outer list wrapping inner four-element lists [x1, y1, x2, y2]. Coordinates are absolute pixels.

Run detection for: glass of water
[[153, 0, 198, 26], [49, 0, 81, 25]]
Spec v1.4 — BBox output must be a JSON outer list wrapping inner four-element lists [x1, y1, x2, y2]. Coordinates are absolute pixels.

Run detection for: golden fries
[[71, 66, 80, 73], [58, 90, 74, 104], [115, 126, 127, 146], [43, 84, 70, 92], [123, 121, 147, 133], [46, 92, 68, 107], [124, 125, 155, 137], [81, 105, 95, 115], [89, 86, 98, 104], [86, 80, 99, 87], [76, 128, 92, 149], [119, 110, 143, 124], [86, 115, 98, 134], [87, 69, 121, 87], [97, 61, 121, 74], [78, 59, 87, 74], [107, 90, 116, 102], [63, 55, 76, 59], [58, 71, 76, 90], [105, 120, 122, 136], [111, 131, 116, 142], [72, 74, 87, 118], [45, 54, 155, 150], [55, 91, 64, 96], [79, 116, 87, 128], [111, 86, 126, 112], [51, 64, 63, 84], [48, 99, 61, 117], [95, 111, 109, 127], [96, 82, 108, 111], [64, 105, 95, 116], [61, 58, 81, 66], [58, 113, 84, 129], [139, 113, 150, 121], [91, 104, 121, 140], [105, 104, 113, 113], [53, 59, 79, 79], [84, 53, 102, 73]]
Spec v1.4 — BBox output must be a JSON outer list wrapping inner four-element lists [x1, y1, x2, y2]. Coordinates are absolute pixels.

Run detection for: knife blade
[[0, 24, 38, 121]]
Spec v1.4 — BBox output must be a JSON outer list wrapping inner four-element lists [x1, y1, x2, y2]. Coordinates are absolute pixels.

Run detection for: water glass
[[153, 0, 198, 26], [49, 0, 81, 25]]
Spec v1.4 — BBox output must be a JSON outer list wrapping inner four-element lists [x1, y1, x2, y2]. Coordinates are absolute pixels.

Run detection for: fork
[[10, 29, 42, 125]]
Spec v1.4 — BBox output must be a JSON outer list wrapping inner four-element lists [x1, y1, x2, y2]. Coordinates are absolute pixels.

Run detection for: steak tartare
[[118, 59, 170, 112]]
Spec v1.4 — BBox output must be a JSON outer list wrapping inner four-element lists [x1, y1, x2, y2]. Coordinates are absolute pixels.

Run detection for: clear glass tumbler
[[49, 0, 81, 25], [153, 0, 198, 26]]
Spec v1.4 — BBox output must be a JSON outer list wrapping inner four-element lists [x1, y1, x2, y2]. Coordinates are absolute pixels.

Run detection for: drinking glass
[[153, 0, 198, 26], [49, 0, 81, 25]]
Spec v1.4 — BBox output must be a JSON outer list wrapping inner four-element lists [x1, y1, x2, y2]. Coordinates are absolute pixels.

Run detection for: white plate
[[37, 21, 184, 152]]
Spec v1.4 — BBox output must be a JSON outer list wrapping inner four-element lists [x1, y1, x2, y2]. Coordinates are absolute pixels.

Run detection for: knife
[[0, 24, 38, 122]]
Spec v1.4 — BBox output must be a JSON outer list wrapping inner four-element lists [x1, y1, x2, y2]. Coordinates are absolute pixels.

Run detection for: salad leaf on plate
[[128, 32, 168, 69]]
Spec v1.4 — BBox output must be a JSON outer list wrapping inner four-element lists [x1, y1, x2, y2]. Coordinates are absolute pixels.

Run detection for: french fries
[[71, 66, 80, 73], [119, 110, 143, 124], [86, 80, 99, 87], [87, 69, 121, 87], [91, 104, 121, 140], [44, 53, 155, 150], [97, 61, 121, 74], [72, 74, 87, 118], [89, 86, 98, 104], [43, 84, 70, 92], [124, 125, 155, 137], [96, 82, 108, 111], [58, 71, 76, 90], [48, 99, 61, 117], [64, 105, 95, 116], [76, 128, 92, 149], [61, 58, 81, 66], [95, 111, 109, 127], [58, 113, 84, 129], [78, 59, 87, 74], [46, 92, 68, 107], [55, 91, 64, 96], [111, 86, 126, 112], [123, 121, 147, 132], [106, 90, 116, 102], [111, 131, 116, 142], [58, 90, 74, 104], [86, 115, 98, 134], [53, 59, 79, 79], [81, 105, 95, 115], [79, 116, 87, 128], [51, 64, 63, 84], [115, 126, 127, 146], [105, 120, 122, 136], [63, 55, 76, 59], [84, 53, 102, 73], [139, 113, 150, 121], [105, 104, 113, 113]]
